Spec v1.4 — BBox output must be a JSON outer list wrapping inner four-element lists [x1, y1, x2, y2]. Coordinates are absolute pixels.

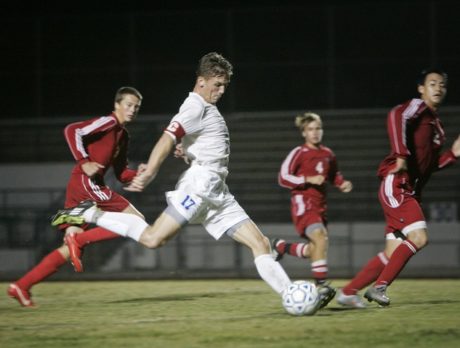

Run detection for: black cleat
[[317, 282, 337, 309], [271, 238, 285, 261], [51, 200, 97, 226]]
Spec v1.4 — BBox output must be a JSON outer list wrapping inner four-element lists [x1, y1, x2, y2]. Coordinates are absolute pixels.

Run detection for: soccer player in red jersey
[[274, 112, 353, 308], [337, 68, 460, 308], [7, 87, 145, 307]]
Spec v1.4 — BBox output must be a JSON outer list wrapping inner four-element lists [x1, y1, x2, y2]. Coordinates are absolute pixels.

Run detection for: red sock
[[286, 242, 309, 258], [15, 249, 67, 291], [342, 252, 388, 295], [74, 227, 120, 247], [375, 240, 418, 287], [275, 240, 286, 254], [311, 259, 328, 284]]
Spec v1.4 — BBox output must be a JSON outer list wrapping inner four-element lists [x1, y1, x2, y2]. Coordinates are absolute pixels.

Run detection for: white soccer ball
[[282, 280, 320, 316]]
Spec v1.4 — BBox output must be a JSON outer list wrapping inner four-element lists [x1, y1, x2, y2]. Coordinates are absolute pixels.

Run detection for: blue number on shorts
[[180, 195, 196, 210]]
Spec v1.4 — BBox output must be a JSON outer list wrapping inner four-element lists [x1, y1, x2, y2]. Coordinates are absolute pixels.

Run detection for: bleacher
[[2, 107, 460, 223], [1, 107, 459, 277]]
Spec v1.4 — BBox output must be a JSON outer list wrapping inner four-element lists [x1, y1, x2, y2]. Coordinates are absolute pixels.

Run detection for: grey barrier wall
[[1, 222, 459, 280]]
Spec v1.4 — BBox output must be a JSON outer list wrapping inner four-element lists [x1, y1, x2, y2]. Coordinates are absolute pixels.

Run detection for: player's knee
[[408, 230, 428, 249], [252, 235, 270, 254], [308, 228, 328, 244], [261, 235, 270, 251], [411, 235, 428, 249], [142, 240, 158, 249], [58, 245, 70, 259], [140, 235, 163, 249]]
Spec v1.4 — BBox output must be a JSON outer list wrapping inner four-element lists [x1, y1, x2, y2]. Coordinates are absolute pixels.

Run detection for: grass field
[[1, 279, 460, 348]]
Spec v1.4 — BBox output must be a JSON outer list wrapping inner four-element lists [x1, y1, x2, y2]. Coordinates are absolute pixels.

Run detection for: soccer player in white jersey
[[52, 52, 295, 298]]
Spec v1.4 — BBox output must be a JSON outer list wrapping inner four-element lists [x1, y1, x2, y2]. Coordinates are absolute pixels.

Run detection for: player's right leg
[[63, 203, 145, 272], [51, 200, 148, 239], [63, 226, 84, 272], [52, 199, 187, 251], [138, 211, 182, 248], [271, 238, 311, 262], [365, 230, 424, 306], [364, 285, 390, 306]]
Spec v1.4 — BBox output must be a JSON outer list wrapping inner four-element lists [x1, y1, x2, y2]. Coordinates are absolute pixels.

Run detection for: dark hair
[[417, 68, 448, 86], [115, 86, 143, 104], [196, 52, 233, 80]]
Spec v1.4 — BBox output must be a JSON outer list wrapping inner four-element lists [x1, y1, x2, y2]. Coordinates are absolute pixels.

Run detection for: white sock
[[254, 254, 291, 294], [83, 205, 99, 223], [93, 212, 148, 242]]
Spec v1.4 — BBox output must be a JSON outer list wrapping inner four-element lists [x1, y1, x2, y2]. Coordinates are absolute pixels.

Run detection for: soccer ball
[[282, 280, 320, 316]]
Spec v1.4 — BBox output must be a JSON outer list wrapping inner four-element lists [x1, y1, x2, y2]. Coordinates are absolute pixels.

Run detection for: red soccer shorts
[[58, 173, 131, 230], [378, 173, 426, 236], [290, 194, 327, 237]]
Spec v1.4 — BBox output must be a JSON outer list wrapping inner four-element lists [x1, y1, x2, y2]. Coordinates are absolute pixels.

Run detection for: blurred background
[[1, 1, 459, 280]]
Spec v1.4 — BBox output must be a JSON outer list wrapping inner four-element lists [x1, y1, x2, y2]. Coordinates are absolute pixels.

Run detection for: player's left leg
[[230, 220, 291, 294], [306, 225, 329, 285], [8, 239, 72, 307], [365, 227, 427, 306]]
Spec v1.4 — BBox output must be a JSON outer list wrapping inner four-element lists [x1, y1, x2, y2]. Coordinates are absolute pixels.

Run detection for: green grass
[[1, 279, 460, 348]]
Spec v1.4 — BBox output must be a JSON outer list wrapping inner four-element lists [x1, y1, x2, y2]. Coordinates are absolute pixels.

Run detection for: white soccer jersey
[[165, 92, 230, 167], [163, 92, 249, 239]]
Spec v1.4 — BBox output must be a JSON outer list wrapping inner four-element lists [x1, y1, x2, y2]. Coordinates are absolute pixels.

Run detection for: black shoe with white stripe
[[317, 282, 337, 309], [51, 200, 96, 226]]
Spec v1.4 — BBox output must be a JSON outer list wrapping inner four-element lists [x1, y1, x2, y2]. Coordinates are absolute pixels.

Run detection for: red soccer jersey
[[278, 144, 345, 211], [377, 98, 457, 196], [64, 113, 137, 184]]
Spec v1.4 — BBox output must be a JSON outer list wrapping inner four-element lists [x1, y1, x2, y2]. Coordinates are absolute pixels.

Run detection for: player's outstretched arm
[[125, 133, 175, 192]]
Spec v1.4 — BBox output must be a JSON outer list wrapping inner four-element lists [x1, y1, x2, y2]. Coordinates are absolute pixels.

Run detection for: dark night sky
[[2, 1, 459, 119]]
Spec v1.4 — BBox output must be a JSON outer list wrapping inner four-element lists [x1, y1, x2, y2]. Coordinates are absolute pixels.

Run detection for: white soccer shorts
[[165, 164, 249, 240]]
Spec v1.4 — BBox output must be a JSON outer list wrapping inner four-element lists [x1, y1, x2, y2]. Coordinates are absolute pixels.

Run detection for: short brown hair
[[115, 86, 143, 104], [196, 52, 233, 80], [295, 112, 322, 131]]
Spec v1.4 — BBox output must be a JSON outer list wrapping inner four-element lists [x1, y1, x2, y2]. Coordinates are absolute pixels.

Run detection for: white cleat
[[336, 289, 367, 309]]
